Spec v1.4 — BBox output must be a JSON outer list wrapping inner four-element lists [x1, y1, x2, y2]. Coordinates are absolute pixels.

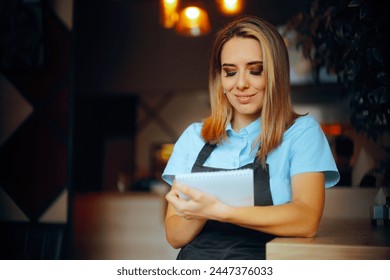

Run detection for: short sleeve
[[289, 117, 340, 188], [162, 123, 204, 185]]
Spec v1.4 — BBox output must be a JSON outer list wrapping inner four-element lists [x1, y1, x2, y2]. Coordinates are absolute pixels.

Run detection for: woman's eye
[[223, 68, 237, 77], [250, 67, 263, 76], [224, 71, 237, 77]]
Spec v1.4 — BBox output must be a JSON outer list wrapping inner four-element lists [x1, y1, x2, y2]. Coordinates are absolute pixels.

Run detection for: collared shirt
[[162, 115, 340, 205]]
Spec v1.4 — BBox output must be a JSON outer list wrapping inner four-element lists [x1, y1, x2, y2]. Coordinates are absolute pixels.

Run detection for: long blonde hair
[[202, 15, 300, 166]]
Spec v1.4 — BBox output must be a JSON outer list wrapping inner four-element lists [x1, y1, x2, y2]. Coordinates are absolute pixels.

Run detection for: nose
[[236, 71, 249, 90]]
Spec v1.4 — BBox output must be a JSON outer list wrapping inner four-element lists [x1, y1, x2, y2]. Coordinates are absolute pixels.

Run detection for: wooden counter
[[266, 218, 390, 260]]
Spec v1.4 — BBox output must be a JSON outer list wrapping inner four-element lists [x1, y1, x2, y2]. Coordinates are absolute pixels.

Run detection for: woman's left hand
[[166, 180, 231, 221]]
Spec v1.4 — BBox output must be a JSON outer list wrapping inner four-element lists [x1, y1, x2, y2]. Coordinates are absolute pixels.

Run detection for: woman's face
[[220, 37, 266, 126]]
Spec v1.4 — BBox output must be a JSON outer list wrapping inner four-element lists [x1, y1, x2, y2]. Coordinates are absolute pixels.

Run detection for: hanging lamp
[[175, 2, 210, 37], [216, 0, 245, 16], [160, 0, 180, 28]]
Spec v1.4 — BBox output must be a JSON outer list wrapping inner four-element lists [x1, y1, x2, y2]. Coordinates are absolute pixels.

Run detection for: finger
[[166, 189, 190, 216], [165, 189, 177, 204], [181, 214, 204, 221], [175, 209, 191, 220]]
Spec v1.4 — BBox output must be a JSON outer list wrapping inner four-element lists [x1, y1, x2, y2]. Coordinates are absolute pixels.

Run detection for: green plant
[[286, 0, 389, 140]]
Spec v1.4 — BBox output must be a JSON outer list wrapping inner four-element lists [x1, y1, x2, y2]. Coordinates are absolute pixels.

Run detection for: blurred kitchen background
[[0, 0, 389, 259]]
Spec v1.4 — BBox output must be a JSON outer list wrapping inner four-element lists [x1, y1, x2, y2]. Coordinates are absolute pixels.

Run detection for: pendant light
[[216, 0, 245, 16], [175, 2, 210, 37], [160, 0, 179, 28], [160, 0, 245, 37]]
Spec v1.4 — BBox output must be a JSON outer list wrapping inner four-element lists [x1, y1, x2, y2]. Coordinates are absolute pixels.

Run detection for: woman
[[162, 15, 339, 260]]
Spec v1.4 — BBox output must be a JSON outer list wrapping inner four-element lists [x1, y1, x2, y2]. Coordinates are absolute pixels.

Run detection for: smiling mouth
[[235, 93, 256, 104]]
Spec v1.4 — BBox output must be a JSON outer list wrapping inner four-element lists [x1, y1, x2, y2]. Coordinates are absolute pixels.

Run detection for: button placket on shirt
[[237, 128, 250, 167]]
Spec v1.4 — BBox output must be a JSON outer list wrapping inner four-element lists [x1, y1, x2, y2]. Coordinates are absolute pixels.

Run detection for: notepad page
[[175, 169, 254, 207]]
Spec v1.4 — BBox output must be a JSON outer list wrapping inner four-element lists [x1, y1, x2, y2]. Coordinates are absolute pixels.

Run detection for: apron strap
[[253, 163, 273, 206], [192, 143, 217, 171]]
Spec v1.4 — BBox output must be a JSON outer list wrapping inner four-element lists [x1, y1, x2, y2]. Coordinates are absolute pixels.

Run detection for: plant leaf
[[359, 2, 369, 20], [372, 48, 384, 65], [348, 0, 366, 8]]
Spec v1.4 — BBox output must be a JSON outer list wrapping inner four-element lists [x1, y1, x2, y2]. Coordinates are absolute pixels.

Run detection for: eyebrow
[[222, 61, 263, 67]]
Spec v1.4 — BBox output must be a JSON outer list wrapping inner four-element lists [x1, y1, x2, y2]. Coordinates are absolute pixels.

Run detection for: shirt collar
[[226, 118, 261, 136]]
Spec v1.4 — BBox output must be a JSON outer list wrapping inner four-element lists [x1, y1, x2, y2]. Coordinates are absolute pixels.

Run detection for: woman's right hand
[[164, 180, 207, 249]]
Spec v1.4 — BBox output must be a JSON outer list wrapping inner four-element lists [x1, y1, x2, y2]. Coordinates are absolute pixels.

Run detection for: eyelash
[[224, 71, 237, 77]]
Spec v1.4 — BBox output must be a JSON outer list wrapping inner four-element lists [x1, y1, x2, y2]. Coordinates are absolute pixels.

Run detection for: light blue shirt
[[162, 115, 340, 205]]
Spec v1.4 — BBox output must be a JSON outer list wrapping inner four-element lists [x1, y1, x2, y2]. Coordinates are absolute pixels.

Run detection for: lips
[[235, 93, 256, 104]]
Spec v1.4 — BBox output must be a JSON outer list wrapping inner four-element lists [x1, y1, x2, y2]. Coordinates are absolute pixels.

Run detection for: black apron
[[176, 143, 275, 260]]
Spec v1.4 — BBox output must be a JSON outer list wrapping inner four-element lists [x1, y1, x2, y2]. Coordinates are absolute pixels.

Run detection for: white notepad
[[175, 169, 254, 207]]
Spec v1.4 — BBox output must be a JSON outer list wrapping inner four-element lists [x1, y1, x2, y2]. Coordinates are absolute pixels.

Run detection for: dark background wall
[[74, 0, 311, 94]]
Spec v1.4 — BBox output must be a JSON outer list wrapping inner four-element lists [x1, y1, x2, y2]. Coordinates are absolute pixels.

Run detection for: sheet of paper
[[175, 169, 254, 207]]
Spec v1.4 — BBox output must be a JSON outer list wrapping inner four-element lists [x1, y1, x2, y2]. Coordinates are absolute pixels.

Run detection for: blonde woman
[[162, 16, 339, 260]]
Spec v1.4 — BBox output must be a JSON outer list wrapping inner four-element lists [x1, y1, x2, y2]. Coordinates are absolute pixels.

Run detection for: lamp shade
[[175, 6, 210, 36]]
